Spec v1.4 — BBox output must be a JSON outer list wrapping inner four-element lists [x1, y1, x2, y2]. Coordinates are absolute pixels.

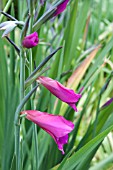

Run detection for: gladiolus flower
[[37, 76, 81, 111], [22, 32, 39, 49], [54, 0, 69, 16], [21, 110, 74, 154]]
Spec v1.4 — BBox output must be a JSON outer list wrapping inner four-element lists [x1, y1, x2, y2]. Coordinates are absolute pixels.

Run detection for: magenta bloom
[[37, 76, 81, 111], [54, 0, 69, 16], [21, 110, 74, 154], [102, 98, 113, 108], [22, 32, 39, 49]]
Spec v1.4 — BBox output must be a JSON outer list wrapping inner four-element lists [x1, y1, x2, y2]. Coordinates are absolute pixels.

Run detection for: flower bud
[[54, 0, 69, 16], [22, 32, 39, 49]]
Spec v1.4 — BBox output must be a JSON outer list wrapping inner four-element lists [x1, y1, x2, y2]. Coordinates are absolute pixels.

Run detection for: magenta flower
[[102, 98, 113, 108], [54, 0, 69, 16], [22, 32, 39, 49], [37, 76, 81, 111], [21, 110, 74, 154]]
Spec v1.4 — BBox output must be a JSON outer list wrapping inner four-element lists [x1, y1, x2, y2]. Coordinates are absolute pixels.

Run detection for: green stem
[[14, 85, 39, 125], [15, 47, 25, 170], [28, 3, 39, 168], [14, 70, 38, 170], [33, 124, 39, 170], [20, 49, 25, 100], [15, 124, 20, 170]]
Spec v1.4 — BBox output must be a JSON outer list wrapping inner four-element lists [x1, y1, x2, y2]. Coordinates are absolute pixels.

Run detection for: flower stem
[[15, 47, 25, 170], [15, 124, 20, 170], [33, 124, 39, 170], [20, 49, 25, 100]]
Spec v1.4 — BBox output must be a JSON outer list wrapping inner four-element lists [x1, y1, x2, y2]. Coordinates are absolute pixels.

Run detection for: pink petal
[[68, 103, 78, 112], [22, 32, 39, 48], [54, 0, 69, 16], [21, 110, 74, 154], [38, 76, 81, 111]]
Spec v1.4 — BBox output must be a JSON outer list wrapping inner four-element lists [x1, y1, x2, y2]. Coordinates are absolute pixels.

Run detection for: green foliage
[[0, 0, 113, 170]]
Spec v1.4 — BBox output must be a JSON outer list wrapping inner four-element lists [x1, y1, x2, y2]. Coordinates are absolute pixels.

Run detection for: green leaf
[[52, 125, 113, 170]]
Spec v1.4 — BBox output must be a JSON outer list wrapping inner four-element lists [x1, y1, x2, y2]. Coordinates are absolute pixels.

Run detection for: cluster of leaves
[[0, 0, 113, 170]]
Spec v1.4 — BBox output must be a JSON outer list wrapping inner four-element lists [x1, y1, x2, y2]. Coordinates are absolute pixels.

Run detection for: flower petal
[[22, 32, 39, 48], [21, 110, 74, 154], [54, 0, 69, 16], [38, 76, 81, 111]]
